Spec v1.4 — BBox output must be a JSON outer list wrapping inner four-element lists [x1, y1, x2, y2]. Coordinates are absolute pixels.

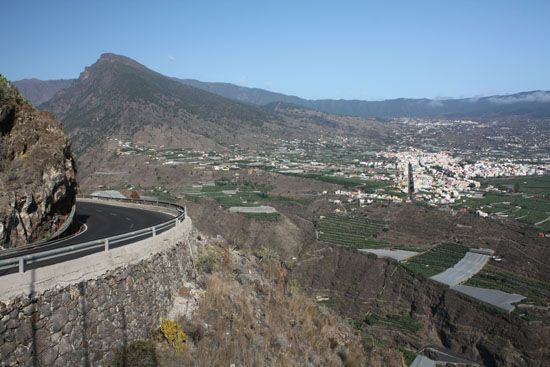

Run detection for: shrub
[[197, 246, 218, 273], [110, 340, 158, 367], [160, 319, 188, 353]]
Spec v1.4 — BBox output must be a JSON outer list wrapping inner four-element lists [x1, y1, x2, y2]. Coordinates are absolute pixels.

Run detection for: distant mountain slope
[[17, 62, 550, 119], [176, 79, 550, 118], [13, 78, 73, 106], [42, 53, 278, 156], [175, 78, 305, 106]]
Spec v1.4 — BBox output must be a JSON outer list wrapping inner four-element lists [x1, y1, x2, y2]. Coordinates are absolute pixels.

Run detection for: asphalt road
[[0, 200, 174, 274], [64, 200, 173, 245]]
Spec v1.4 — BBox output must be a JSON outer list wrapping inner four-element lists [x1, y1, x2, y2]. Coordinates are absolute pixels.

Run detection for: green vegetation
[[402, 243, 469, 277], [364, 313, 421, 333], [213, 191, 263, 208], [278, 171, 392, 193], [143, 188, 178, 202], [318, 213, 387, 249], [181, 179, 308, 210], [513, 309, 544, 323], [196, 246, 218, 273], [481, 175, 550, 197], [457, 176, 550, 231], [0, 74, 29, 104], [466, 265, 550, 307], [397, 347, 418, 366]]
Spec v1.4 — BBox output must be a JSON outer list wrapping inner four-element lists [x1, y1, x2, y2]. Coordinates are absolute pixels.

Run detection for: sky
[[2, 0, 549, 100]]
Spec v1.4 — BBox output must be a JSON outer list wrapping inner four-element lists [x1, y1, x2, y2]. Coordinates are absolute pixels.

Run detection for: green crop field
[[458, 188, 550, 231], [481, 175, 550, 197], [401, 243, 469, 277], [318, 213, 387, 249], [275, 170, 394, 193], [457, 175, 550, 231], [179, 179, 310, 210], [465, 265, 550, 306]]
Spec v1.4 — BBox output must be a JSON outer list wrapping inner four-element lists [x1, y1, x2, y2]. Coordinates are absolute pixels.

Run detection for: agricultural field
[[465, 265, 550, 323], [364, 313, 421, 333], [317, 213, 388, 249], [276, 170, 399, 195], [465, 265, 550, 307], [481, 175, 550, 197], [457, 175, 550, 231], [401, 243, 469, 278], [459, 192, 550, 231], [178, 179, 307, 209]]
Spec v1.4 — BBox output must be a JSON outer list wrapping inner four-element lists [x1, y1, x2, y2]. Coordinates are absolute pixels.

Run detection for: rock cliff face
[[0, 75, 77, 248]]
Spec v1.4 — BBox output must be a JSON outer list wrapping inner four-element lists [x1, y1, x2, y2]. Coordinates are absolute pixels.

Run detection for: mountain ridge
[[14, 64, 550, 118]]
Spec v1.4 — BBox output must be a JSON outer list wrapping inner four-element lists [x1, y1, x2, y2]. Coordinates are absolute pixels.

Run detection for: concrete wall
[[0, 216, 196, 366]]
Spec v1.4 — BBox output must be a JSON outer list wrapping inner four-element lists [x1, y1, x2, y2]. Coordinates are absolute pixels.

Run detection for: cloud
[[488, 91, 550, 104], [168, 55, 175, 62]]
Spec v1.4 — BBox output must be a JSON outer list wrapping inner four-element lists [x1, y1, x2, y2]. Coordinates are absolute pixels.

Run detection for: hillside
[[41, 53, 282, 157], [13, 78, 73, 106]]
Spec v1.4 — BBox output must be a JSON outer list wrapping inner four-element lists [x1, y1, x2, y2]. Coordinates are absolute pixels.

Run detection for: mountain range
[[14, 60, 550, 119]]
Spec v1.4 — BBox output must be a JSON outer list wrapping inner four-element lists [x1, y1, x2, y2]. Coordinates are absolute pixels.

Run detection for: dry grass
[[158, 243, 368, 366]]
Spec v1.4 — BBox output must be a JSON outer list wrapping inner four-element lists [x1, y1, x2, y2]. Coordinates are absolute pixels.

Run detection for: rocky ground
[[0, 75, 77, 248]]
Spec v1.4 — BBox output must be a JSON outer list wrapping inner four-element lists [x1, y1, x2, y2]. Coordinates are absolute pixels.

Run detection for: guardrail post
[[152, 226, 156, 237], [104, 238, 109, 251], [19, 258, 24, 273]]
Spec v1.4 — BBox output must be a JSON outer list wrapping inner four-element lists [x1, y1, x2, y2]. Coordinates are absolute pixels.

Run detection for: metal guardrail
[[0, 196, 186, 275]]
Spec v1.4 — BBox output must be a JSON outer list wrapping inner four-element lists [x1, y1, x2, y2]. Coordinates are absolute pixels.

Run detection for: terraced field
[[180, 180, 305, 209], [457, 175, 550, 231], [401, 243, 469, 278], [465, 265, 550, 307], [318, 213, 387, 249]]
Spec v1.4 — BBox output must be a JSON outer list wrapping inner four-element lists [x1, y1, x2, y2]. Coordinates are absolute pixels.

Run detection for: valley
[[2, 51, 549, 366]]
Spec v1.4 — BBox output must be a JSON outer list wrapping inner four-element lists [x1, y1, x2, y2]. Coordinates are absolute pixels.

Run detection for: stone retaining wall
[[0, 217, 196, 366]]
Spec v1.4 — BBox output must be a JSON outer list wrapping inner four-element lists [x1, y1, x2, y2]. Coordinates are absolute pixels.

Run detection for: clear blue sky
[[2, 0, 549, 100]]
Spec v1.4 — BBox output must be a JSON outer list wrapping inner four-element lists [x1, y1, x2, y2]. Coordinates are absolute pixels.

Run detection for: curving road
[[64, 200, 173, 245], [0, 200, 175, 274]]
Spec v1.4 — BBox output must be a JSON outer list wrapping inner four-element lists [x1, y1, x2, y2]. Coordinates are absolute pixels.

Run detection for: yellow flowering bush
[[160, 319, 187, 353]]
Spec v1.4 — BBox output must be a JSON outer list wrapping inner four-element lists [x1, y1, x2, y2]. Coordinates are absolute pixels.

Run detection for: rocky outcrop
[[0, 75, 77, 248]]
